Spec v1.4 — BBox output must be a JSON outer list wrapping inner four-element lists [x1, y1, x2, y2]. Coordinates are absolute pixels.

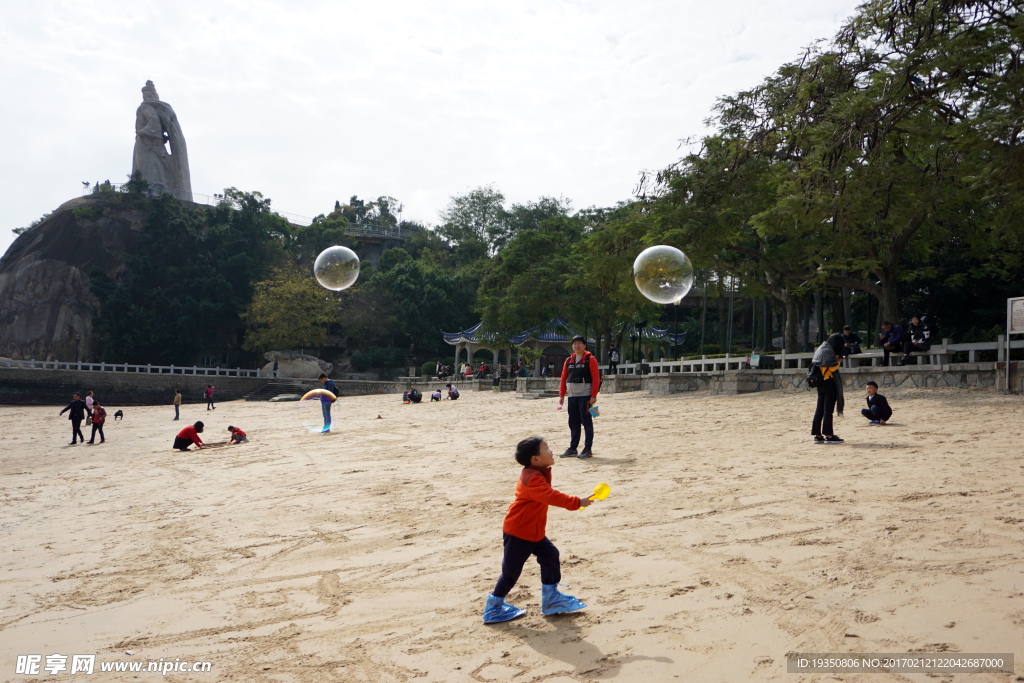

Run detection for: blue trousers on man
[[862, 405, 886, 421], [567, 396, 594, 451], [321, 401, 332, 431]]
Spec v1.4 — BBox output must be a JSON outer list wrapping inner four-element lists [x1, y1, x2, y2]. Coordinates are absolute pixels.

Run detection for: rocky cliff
[[0, 194, 149, 361]]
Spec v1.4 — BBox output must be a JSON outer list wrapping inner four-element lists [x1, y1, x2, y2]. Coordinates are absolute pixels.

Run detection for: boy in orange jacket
[[483, 436, 598, 624]]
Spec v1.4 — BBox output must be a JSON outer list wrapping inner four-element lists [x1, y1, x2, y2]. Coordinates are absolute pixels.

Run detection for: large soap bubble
[[633, 245, 694, 304], [298, 388, 336, 433], [314, 246, 360, 291]]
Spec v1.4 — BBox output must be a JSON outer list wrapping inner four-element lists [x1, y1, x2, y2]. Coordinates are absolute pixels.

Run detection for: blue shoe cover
[[541, 583, 586, 615], [483, 594, 525, 624]]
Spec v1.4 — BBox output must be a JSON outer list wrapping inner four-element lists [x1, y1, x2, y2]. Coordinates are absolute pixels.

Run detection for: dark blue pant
[[493, 533, 560, 598], [862, 405, 887, 421], [321, 401, 332, 429], [89, 424, 104, 443], [174, 405, 179, 420], [70, 419, 84, 444], [567, 395, 594, 451]]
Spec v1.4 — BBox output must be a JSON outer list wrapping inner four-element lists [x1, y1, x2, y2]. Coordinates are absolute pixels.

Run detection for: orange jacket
[[502, 466, 580, 542]]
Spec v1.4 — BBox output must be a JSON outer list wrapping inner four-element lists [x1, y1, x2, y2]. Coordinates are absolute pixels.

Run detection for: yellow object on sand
[[301, 389, 337, 402], [580, 482, 611, 511]]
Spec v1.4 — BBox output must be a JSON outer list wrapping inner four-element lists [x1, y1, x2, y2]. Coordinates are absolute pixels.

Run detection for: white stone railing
[[0, 359, 300, 379], [82, 183, 315, 226], [600, 337, 1023, 375]]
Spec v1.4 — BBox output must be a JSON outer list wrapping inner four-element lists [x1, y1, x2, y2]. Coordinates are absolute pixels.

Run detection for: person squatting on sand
[[59, 392, 88, 445], [558, 335, 601, 459], [811, 333, 846, 444], [227, 426, 248, 443], [483, 436, 595, 624], [174, 421, 205, 451], [862, 381, 893, 425], [445, 383, 460, 400]]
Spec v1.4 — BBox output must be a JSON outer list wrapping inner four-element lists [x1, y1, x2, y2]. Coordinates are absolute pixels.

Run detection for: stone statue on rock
[[132, 80, 192, 201]]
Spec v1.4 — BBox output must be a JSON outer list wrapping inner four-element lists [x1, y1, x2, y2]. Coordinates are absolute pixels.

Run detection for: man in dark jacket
[[879, 321, 904, 367], [841, 326, 862, 355], [59, 393, 87, 445], [899, 316, 932, 366]]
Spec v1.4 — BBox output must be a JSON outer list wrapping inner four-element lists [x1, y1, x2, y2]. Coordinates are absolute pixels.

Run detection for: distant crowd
[[435, 360, 535, 382]]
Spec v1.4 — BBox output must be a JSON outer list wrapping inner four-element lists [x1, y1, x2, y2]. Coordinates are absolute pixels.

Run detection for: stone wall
[[0, 368, 273, 406], [6, 361, 1018, 406], [774, 363, 1003, 391]]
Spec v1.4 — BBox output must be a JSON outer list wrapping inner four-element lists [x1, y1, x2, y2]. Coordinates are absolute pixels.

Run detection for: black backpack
[[806, 364, 823, 389]]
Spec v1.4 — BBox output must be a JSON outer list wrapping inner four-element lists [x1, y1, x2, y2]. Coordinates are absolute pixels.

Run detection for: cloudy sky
[[2, 0, 861, 253]]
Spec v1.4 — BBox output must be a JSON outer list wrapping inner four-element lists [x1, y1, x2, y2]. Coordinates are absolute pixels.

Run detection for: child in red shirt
[[483, 436, 598, 624], [173, 422, 205, 451], [227, 426, 248, 444]]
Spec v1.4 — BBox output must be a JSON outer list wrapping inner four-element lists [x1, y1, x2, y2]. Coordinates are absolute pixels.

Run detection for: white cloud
[[0, 0, 861, 252]]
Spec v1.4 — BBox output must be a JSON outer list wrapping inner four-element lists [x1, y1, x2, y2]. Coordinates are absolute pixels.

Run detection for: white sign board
[[1007, 297, 1024, 391], [1011, 298, 1024, 334]]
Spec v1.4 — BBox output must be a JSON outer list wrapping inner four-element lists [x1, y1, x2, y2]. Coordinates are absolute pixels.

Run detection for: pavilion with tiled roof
[[441, 319, 685, 376]]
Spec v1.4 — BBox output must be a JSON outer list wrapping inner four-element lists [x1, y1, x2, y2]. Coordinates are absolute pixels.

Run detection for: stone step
[[516, 391, 560, 400], [244, 381, 310, 401]]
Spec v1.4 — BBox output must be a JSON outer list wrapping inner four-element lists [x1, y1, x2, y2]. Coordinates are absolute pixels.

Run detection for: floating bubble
[[314, 246, 360, 291], [298, 388, 336, 433], [633, 245, 694, 304]]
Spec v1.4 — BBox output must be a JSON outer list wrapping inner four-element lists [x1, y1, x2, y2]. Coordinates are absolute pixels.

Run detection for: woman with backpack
[[810, 333, 846, 444]]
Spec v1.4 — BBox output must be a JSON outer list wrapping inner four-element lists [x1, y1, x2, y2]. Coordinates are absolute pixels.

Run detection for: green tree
[[241, 267, 338, 352], [437, 185, 507, 252], [90, 190, 286, 363]]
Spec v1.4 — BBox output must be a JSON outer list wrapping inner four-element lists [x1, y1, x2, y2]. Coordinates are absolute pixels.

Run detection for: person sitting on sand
[[861, 381, 892, 425], [446, 383, 460, 400], [430, 390, 442, 402], [174, 421, 205, 451], [227, 426, 248, 443], [403, 387, 422, 403]]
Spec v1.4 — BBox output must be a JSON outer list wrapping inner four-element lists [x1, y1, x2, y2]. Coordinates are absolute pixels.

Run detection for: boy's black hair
[[571, 334, 586, 344], [194, 421, 205, 432], [866, 381, 878, 389], [515, 436, 544, 467], [227, 425, 235, 431], [843, 325, 852, 331], [445, 383, 452, 388], [882, 321, 892, 327], [318, 373, 327, 379]]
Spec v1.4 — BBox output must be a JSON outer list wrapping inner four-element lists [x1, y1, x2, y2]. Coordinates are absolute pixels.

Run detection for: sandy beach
[[2, 386, 1023, 682]]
